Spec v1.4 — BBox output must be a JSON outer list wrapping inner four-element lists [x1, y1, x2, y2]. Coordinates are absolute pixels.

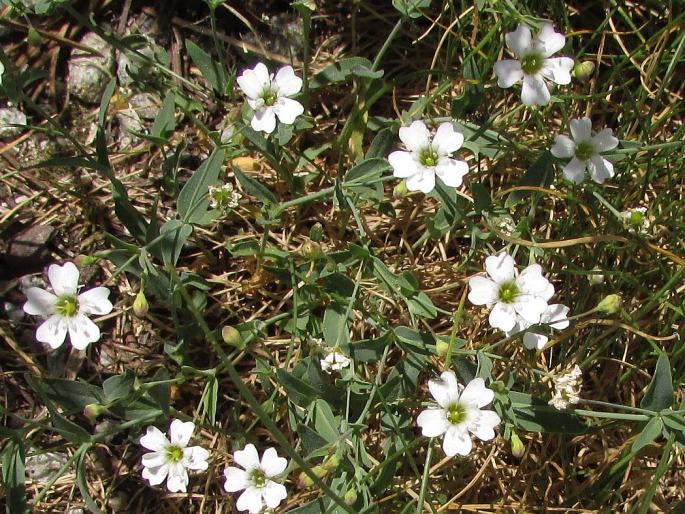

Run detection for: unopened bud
[[84, 403, 104, 421], [297, 465, 328, 487], [344, 488, 358, 505], [133, 290, 149, 317], [596, 294, 622, 314], [222, 326, 244, 348], [302, 241, 322, 261], [74, 254, 100, 267], [393, 180, 409, 199], [436, 340, 450, 357], [322, 454, 340, 471], [572, 61, 595, 82], [309, 222, 324, 242], [510, 432, 525, 458], [490, 380, 506, 394]]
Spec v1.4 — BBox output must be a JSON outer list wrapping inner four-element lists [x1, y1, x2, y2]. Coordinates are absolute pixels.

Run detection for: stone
[[67, 32, 114, 104], [0, 107, 27, 138]]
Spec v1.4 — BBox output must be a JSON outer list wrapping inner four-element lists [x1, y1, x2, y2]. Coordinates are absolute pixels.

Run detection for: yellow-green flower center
[[446, 402, 467, 425], [419, 147, 440, 167], [575, 141, 596, 162], [521, 51, 545, 75], [629, 211, 644, 226], [250, 468, 268, 488], [498, 281, 520, 304], [55, 295, 79, 317], [262, 88, 278, 106], [166, 445, 184, 463]]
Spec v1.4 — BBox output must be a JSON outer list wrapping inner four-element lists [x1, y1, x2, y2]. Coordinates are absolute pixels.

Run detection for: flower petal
[[544, 304, 570, 329], [467, 276, 498, 306], [416, 408, 450, 437], [263, 481, 288, 509], [550, 134, 575, 158], [236, 486, 265, 514], [469, 410, 501, 440], [485, 253, 516, 284], [142, 463, 168, 486], [35, 315, 68, 349], [237, 63, 269, 99], [273, 97, 304, 125], [223, 467, 249, 492], [399, 120, 430, 153], [562, 158, 587, 184], [521, 75, 550, 106], [535, 23, 566, 57], [274, 65, 302, 97], [165, 464, 189, 493], [183, 446, 210, 470], [428, 371, 461, 408], [140, 426, 169, 452], [435, 159, 468, 188], [234, 444, 260, 471], [169, 419, 195, 448], [77, 287, 113, 316], [23, 287, 56, 317], [493, 59, 523, 88], [405, 169, 436, 194], [592, 128, 619, 152], [459, 378, 494, 409], [588, 155, 615, 184], [540, 57, 574, 85], [517, 264, 552, 297], [251, 107, 277, 134], [432, 123, 463, 155], [260, 447, 288, 477], [505, 24, 533, 58], [489, 302, 517, 332], [569, 117, 592, 143], [142, 450, 167, 469], [67, 314, 100, 350], [523, 331, 548, 350], [48, 262, 79, 296], [389, 151, 419, 178], [513, 295, 548, 324], [442, 425, 472, 456]]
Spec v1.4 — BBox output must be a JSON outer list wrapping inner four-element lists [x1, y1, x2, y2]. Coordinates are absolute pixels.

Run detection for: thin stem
[[416, 444, 434, 514]]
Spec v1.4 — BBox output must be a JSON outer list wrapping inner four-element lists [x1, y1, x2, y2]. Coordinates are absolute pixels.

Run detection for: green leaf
[[471, 182, 492, 214], [32, 378, 103, 412], [323, 305, 350, 348], [76, 448, 103, 513], [151, 91, 176, 141], [346, 332, 393, 362], [150, 220, 193, 265], [504, 151, 554, 208], [313, 399, 341, 443], [234, 167, 278, 204], [1, 439, 26, 514], [632, 416, 663, 453], [405, 291, 437, 319], [508, 391, 586, 434], [344, 158, 391, 184], [276, 368, 317, 406], [177, 147, 225, 224], [641, 353, 674, 411], [186, 40, 229, 94], [392, 0, 431, 18], [309, 57, 375, 89], [103, 369, 135, 404], [364, 129, 394, 160]]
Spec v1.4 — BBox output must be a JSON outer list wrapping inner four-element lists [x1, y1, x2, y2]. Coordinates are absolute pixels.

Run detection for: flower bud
[[84, 403, 104, 421], [309, 222, 324, 242], [344, 488, 358, 505], [572, 61, 595, 82], [596, 294, 622, 314], [393, 180, 409, 199], [490, 380, 506, 394], [133, 290, 149, 317], [510, 432, 525, 458], [301, 241, 322, 261], [74, 254, 101, 267], [322, 454, 340, 472], [435, 340, 450, 357], [222, 326, 244, 348], [297, 465, 328, 487]]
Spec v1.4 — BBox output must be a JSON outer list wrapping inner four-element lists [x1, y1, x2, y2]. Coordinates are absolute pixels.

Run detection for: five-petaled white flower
[[493, 23, 574, 106], [237, 62, 304, 134], [417, 372, 500, 457], [388, 120, 469, 194], [551, 117, 619, 184], [468, 253, 554, 333], [510, 303, 570, 350], [22, 262, 113, 350], [619, 207, 650, 235], [140, 419, 210, 493], [224, 444, 288, 514], [311, 337, 351, 373]]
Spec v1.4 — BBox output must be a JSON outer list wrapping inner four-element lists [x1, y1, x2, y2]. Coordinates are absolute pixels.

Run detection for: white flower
[[514, 303, 570, 350], [587, 271, 605, 285], [237, 62, 304, 134], [618, 207, 650, 235], [320, 351, 351, 373], [416, 372, 500, 457], [388, 120, 468, 194], [551, 117, 619, 184], [493, 23, 574, 106], [468, 253, 554, 332], [548, 365, 582, 410], [224, 444, 288, 514], [22, 262, 113, 350], [140, 419, 210, 493], [209, 183, 242, 210]]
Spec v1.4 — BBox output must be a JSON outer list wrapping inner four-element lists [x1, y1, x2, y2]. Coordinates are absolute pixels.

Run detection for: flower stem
[[416, 444, 434, 514]]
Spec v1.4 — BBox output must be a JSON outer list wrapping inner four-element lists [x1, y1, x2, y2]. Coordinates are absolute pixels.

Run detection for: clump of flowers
[[551, 117, 619, 184], [23, 262, 113, 350], [311, 338, 351, 374], [467, 252, 554, 332], [209, 182, 242, 211], [417, 372, 500, 457], [493, 23, 574, 106], [619, 207, 650, 235], [388, 120, 469, 194], [140, 419, 210, 493], [224, 444, 289, 514], [237, 62, 304, 134], [548, 365, 583, 410]]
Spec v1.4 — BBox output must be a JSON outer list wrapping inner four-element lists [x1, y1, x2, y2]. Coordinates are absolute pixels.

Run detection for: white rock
[[68, 32, 114, 104]]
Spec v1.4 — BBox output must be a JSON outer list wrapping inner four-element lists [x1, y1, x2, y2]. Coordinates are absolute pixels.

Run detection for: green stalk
[[415, 445, 434, 514]]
